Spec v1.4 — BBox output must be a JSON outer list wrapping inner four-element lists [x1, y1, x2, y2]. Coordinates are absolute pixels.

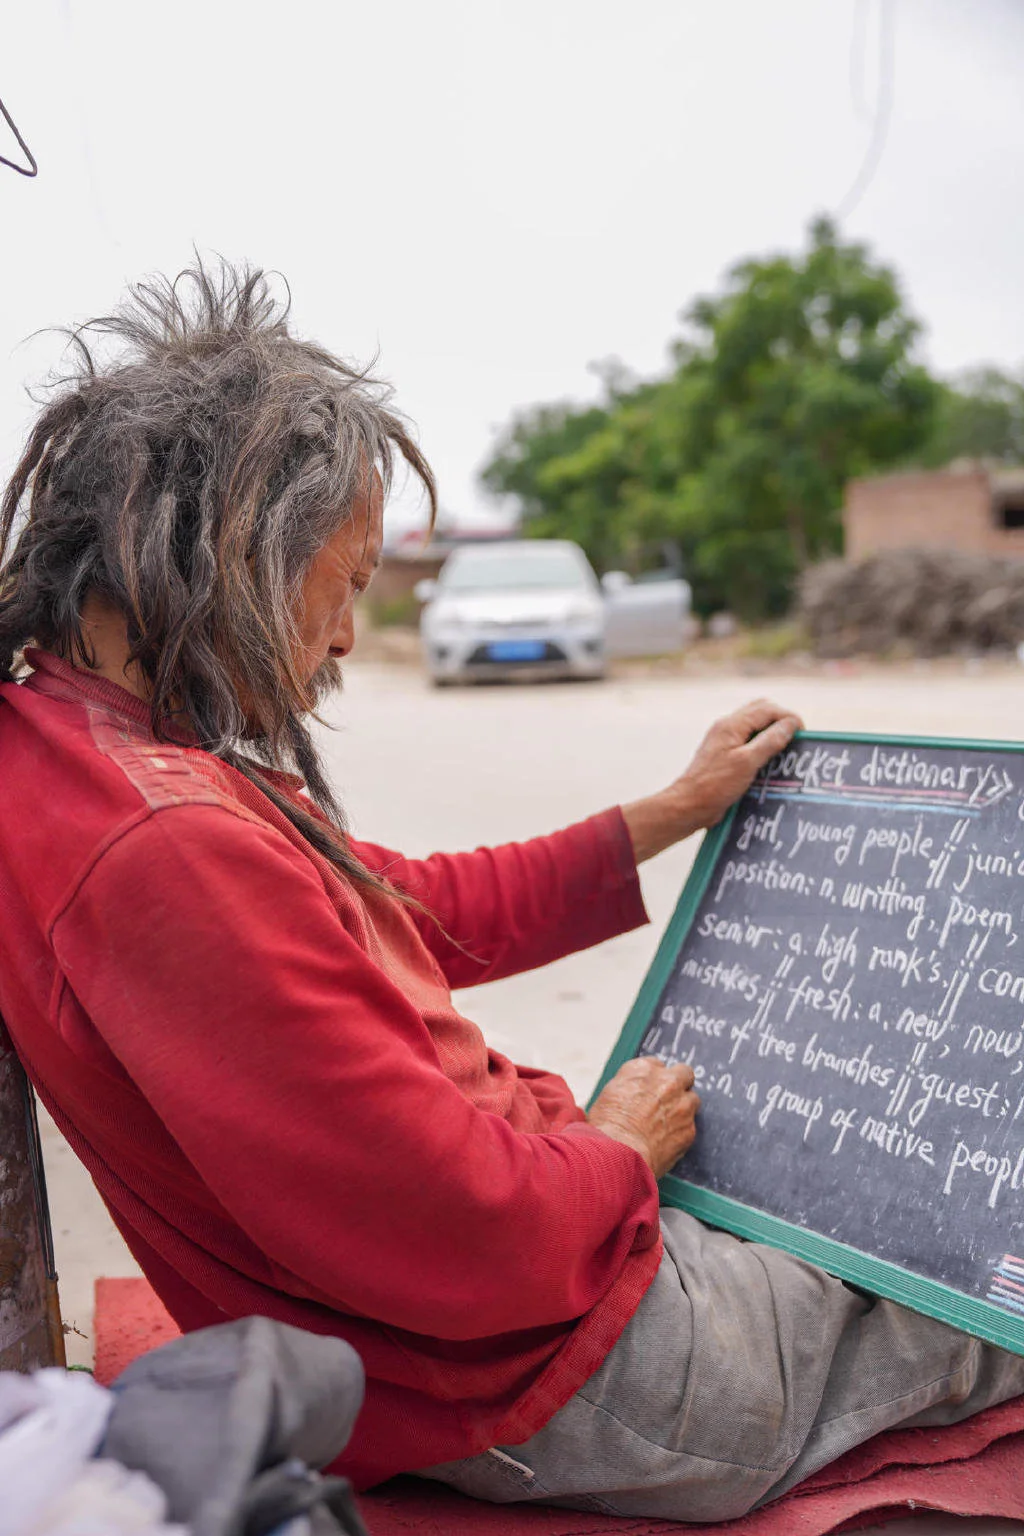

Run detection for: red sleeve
[[351, 807, 649, 989], [51, 806, 659, 1340]]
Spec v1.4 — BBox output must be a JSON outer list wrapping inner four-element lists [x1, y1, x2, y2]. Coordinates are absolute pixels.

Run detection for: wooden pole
[[0, 1018, 65, 1370]]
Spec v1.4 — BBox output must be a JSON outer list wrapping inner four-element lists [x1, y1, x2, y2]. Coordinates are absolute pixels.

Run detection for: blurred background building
[[845, 465, 1024, 560]]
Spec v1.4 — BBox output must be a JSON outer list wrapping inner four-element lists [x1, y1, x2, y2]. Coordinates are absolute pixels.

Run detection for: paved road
[[41, 658, 1024, 1535]]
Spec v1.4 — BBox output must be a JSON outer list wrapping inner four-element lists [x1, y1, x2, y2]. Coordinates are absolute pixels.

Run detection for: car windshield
[[440, 547, 592, 593]]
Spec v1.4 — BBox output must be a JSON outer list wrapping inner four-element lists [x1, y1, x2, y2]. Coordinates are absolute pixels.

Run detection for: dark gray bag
[[100, 1315, 369, 1536]]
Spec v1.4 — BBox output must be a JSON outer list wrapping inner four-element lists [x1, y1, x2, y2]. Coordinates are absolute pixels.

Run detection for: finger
[[668, 1062, 696, 1090], [742, 712, 803, 770], [727, 698, 792, 738], [618, 1056, 661, 1080], [726, 698, 803, 746], [638, 1056, 672, 1079]]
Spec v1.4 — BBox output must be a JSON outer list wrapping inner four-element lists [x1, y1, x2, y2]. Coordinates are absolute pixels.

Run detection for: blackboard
[[594, 732, 1024, 1354]]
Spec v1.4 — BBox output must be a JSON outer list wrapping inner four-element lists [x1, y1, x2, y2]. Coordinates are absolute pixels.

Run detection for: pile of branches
[[800, 549, 1024, 657]]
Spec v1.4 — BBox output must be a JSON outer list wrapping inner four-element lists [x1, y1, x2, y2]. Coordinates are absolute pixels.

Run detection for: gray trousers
[[420, 1209, 1024, 1522]]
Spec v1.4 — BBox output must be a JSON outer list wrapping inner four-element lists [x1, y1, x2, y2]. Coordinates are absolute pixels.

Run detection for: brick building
[[843, 464, 1024, 560]]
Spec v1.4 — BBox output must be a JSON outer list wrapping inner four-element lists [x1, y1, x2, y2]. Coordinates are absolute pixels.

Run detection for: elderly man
[[1, 264, 1021, 1521]]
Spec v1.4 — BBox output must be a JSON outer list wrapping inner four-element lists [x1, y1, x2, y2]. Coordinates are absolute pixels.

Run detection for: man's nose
[[331, 608, 356, 659]]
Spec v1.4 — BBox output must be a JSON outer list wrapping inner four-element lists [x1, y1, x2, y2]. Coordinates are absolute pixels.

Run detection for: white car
[[416, 540, 690, 686]]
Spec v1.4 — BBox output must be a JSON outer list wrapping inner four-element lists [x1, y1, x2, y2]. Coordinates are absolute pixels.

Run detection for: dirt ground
[[40, 654, 1024, 1534]]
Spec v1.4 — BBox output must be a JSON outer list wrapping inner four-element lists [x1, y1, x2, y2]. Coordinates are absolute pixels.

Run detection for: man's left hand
[[622, 698, 803, 864]]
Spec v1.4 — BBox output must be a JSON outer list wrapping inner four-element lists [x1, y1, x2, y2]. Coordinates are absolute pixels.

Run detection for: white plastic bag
[[0, 1370, 112, 1536], [22, 1458, 187, 1536]]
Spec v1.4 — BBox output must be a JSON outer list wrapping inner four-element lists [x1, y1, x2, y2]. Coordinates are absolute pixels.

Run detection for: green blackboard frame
[[591, 729, 1024, 1356]]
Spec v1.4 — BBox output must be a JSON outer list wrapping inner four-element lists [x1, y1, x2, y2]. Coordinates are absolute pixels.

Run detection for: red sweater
[[0, 651, 662, 1486]]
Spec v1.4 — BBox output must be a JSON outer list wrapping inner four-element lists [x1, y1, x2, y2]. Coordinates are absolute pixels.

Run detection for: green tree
[[481, 399, 615, 555], [482, 218, 940, 621], [914, 367, 1024, 467], [482, 381, 685, 576]]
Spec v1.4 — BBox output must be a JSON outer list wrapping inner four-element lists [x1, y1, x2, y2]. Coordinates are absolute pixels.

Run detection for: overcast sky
[[2, 0, 1022, 535]]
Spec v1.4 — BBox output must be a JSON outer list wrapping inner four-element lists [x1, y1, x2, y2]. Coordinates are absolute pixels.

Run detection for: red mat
[[94, 1277, 1024, 1534]]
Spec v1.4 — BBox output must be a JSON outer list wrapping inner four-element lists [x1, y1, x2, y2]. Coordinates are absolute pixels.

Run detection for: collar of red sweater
[[22, 647, 306, 794]]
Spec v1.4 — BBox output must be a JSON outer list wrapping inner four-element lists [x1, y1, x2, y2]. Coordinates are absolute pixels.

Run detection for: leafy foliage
[[482, 219, 941, 621], [915, 367, 1024, 468]]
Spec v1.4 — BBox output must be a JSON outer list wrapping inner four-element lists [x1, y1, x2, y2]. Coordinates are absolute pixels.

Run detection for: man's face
[[295, 470, 384, 702]]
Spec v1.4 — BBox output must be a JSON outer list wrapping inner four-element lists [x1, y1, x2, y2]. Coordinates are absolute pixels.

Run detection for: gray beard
[[238, 658, 342, 744], [308, 656, 344, 707]]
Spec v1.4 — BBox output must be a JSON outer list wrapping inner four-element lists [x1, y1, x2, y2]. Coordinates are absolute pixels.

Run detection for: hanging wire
[[0, 93, 38, 177], [836, 0, 895, 222], [848, 0, 871, 123]]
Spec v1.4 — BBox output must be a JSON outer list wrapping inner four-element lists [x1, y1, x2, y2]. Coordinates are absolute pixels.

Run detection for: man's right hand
[[587, 1057, 701, 1179]]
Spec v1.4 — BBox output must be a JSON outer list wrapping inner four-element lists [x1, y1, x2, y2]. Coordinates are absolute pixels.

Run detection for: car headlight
[[430, 609, 467, 630], [565, 602, 601, 626]]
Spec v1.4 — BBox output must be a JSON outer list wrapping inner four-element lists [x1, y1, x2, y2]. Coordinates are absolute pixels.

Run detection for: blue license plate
[[487, 640, 546, 662]]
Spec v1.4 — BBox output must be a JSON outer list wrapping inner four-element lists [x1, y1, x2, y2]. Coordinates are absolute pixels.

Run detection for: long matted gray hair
[[0, 260, 437, 891]]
